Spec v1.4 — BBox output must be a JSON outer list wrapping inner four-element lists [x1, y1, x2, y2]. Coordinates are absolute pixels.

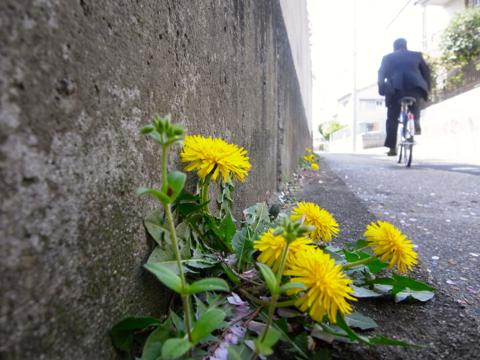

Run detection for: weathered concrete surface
[[0, 0, 311, 358]]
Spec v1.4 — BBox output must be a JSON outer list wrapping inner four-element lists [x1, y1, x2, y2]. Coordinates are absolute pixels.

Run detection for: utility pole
[[352, 0, 358, 152]]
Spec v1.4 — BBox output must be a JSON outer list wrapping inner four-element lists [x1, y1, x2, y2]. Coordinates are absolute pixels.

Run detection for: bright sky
[[307, 0, 447, 130]]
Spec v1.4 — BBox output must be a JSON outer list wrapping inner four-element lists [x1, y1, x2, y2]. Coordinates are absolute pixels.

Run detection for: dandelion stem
[[200, 172, 214, 214], [162, 145, 193, 342], [161, 145, 168, 193], [260, 243, 289, 343], [342, 255, 377, 269]]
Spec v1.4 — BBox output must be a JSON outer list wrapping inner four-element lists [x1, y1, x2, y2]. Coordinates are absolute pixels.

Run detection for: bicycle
[[397, 96, 416, 167]]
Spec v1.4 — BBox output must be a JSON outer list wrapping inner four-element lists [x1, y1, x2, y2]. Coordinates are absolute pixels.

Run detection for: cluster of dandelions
[[115, 117, 429, 360], [303, 147, 319, 170], [178, 133, 419, 324], [254, 202, 419, 324], [180, 135, 417, 323]]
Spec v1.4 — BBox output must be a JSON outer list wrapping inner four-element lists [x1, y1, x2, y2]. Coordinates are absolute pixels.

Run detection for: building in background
[[329, 84, 386, 151]]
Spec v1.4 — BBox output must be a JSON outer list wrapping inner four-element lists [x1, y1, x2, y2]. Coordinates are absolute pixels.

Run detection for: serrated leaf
[[191, 308, 226, 343], [257, 262, 279, 295], [219, 211, 237, 247], [346, 239, 370, 250], [204, 215, 233, 251], [370, 275, 434, 295], [173, 191, 207, 219], [111, 316, 161, 352], [243, 202, 270, 226], [365, 259, 388, 273], [323, 246, 345, 261], [335, 314, 371, 344], [161, 337, 192, 359], [351, 285, 383, 298], [336, 314, 416, 347], [344, 250, 361, 262], [185, 278, 230, 294], [232, 228, 254, 272], [345, 312, 378, 330], [395, 289, 435, 303], [144, 263, 183, 294]]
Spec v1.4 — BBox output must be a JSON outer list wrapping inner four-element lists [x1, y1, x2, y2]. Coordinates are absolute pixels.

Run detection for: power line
[[386, 0, 413, 30]]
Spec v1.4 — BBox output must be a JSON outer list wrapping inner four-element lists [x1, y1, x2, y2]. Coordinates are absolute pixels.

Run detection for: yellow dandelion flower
[[305, 147, 313, 153], [303, 154, 316, 162], [364, 221, 418, 273], [180, 135, 251, 182], [291, 202, 339, 242], [310, 163, 319, 171], [285, 248, 356, 323], [254, 229, 314, 272]]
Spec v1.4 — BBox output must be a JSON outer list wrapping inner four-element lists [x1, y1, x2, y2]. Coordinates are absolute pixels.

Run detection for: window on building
[[360, 99, 383, 111]]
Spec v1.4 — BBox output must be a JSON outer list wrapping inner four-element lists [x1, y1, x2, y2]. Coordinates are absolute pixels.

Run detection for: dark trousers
[[384, 88, 423, 149]]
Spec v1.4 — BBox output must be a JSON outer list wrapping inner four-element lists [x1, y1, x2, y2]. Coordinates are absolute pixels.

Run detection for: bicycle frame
[[397, 97, 415, 167]]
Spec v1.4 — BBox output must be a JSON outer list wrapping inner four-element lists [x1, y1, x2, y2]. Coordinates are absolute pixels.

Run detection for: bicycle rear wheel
[[397, 144, 403, 163], [403, 143, 413, 167]]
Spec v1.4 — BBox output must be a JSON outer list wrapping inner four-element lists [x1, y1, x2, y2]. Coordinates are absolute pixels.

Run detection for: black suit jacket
[[378, 49, 431, 106]]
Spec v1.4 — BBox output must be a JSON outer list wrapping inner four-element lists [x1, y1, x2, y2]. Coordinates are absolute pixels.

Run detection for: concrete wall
[[420, 86, 480, 164], [0, 0, 311, 358], [279, 0, 312, 132]]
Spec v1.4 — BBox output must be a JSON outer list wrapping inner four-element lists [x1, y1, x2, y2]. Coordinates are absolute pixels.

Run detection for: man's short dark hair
[[393, 38, 407, 50]]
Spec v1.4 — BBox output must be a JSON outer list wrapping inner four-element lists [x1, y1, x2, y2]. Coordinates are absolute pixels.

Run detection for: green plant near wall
[[440, 7, 480, 68], [318, 121, 346, 142], [111, 114, 435, 359]]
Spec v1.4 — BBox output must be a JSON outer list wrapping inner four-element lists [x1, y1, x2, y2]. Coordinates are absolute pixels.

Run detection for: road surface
[[293, 149, 480, 359], [322, 150, 480, 320]]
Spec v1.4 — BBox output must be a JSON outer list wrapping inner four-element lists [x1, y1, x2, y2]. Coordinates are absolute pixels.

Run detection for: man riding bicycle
[[378, 38, 431, 156]]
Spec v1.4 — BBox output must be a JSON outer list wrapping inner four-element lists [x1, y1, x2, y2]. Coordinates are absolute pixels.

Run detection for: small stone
[[431, 256, 439, 260], [469, 253, 479, 257], [446, 279, 456, 285]]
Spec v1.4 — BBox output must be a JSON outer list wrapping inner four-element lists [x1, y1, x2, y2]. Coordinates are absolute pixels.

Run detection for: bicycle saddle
[[399, 96, 416, 105]]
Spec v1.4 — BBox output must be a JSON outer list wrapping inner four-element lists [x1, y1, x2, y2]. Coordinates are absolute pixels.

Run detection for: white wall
[[280, 0, 313, 133], [420, 86, 480, 164]]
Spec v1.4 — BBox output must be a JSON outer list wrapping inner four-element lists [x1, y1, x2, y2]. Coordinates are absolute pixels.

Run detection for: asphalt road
[[320, 151, 480, 321]]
